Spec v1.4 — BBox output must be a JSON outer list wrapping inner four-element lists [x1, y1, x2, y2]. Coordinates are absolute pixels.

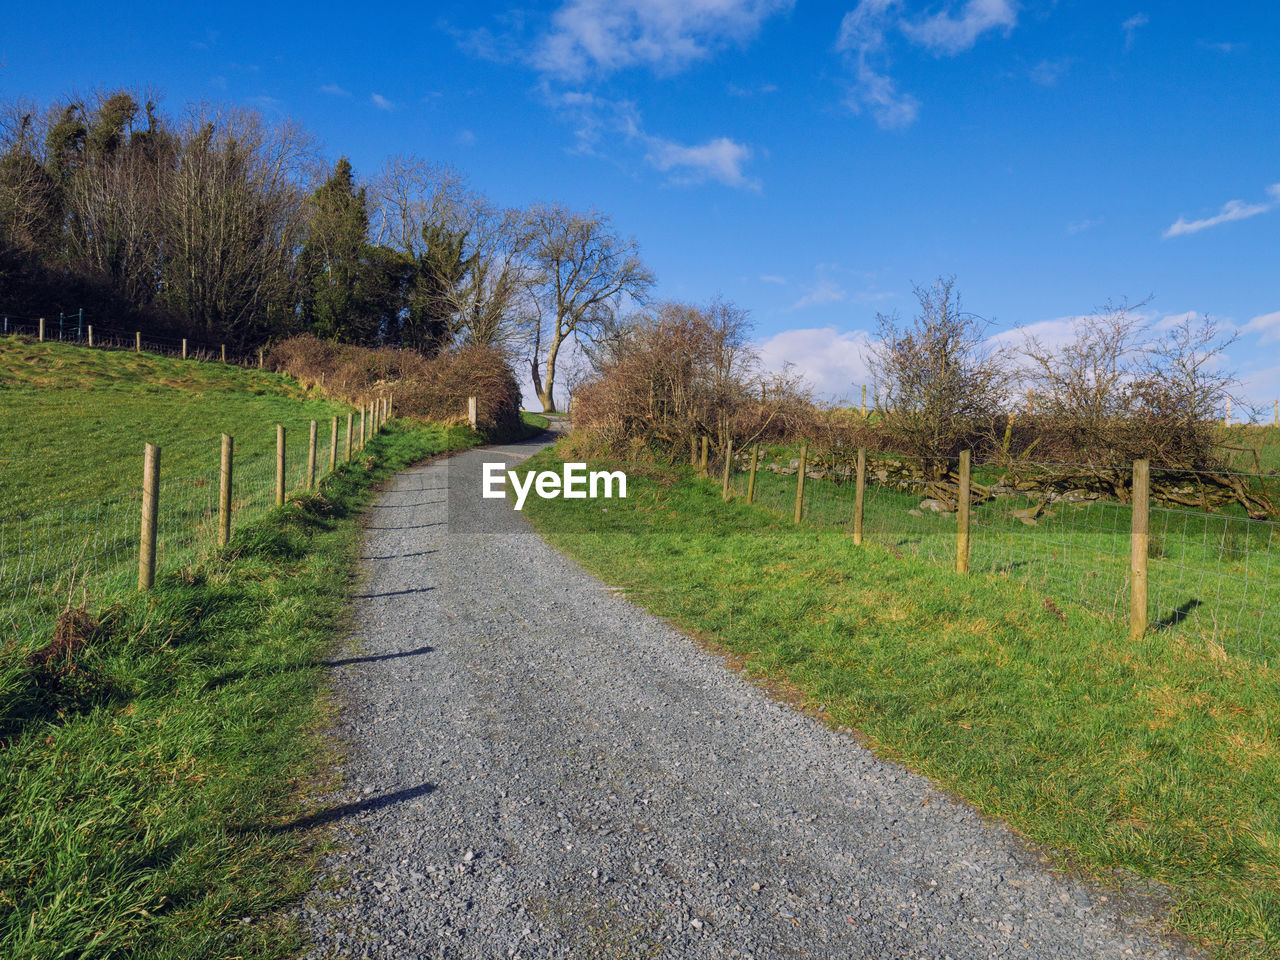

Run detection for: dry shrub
[[268, 335, 521, 435], [27, 604, 99, 691]]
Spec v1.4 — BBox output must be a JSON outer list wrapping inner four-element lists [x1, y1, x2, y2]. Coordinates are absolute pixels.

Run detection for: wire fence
[[711, 442, 1280, 663], [0, 400, 389, 659], [0, 310, 267, 367]]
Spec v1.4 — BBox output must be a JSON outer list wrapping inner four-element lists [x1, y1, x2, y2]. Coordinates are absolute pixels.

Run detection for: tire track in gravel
[[299, 432, 1201, 960]]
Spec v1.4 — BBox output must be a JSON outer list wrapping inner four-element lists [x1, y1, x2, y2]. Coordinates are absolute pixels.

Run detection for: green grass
[[0, 337, 366, 652], [521, 446, 1280, 960], [0, 417, 479, 959], [727, 448, 1279, 662]]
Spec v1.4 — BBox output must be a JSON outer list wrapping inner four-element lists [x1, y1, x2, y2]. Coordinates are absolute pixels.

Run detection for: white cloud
[[320, 83, 351, 97], [454, 129, 477, 147], [901, 0, 1017, 55], [1163, 183, 1280, 238], [1122, 13, 1148, 49], [789, 279, 848, 310], [837, 0, 1016, 129], [759, 274, 787, 284], [1244, 310, 1280, 344], [1066, 217, 1103, 234], [645, 135, 759, 190], [550, 90, 760, 189], [371, 93, 394, 111], [756, 327, 874, 400], [535, 0, 793, 79], [1030, 58, 1070, 87]]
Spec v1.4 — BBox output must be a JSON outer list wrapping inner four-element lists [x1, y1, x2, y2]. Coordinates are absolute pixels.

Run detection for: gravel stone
[[299, 430, 1200, 959]]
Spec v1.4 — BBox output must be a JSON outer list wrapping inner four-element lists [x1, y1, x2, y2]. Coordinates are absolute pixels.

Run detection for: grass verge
[[0, 418, 478, 959], [520, 445, 1279, 960]]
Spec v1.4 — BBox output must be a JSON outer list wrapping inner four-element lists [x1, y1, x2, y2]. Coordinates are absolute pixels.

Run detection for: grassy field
[[0, 335, 483, 958], [521, 445, 1280, 960], [0, 338, 370, 651]]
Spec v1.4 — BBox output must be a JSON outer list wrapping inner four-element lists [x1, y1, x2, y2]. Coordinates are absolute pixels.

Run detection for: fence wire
[[724, 443, 1280, 663], [1, 412, 377, 659]]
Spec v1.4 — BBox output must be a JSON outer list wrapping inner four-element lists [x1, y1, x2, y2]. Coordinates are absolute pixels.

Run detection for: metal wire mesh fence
[[719, 442, 1280, 663], [1, 311, 265, 366], [0, 403, 387, 660]]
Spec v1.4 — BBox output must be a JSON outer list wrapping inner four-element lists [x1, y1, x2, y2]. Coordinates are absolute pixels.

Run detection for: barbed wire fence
[[708, 439, 1279, 664], [0, 396, 391, 663]]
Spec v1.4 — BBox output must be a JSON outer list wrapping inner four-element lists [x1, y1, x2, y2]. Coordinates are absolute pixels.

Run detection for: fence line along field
[[0, 336, 389, 658], [717, 442, 1279, 663]]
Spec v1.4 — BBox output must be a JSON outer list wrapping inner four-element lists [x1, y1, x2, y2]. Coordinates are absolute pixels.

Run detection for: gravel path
[[299, 433, 1198, 959]]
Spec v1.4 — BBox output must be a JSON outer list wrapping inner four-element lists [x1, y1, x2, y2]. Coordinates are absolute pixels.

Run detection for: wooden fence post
[[135, 331, 141, 353], [221, 343, 227, 363], [275, 424, 286, 506], [38, 317, 44, 342], [1130, 459, 1150, 641], [218, 434, 233, 546], [359, 407, 366, 448], [307, 420, 318, 490], [956, 450, 972, 574], [721, 438, 733, 500], [329, 416, 338, 473], [853, 447, 866, 546], [699, 436, 709, 477], [182, 338, 188, 360], [793, 444, 808, 524], [258, 347, 264, 370], [746, 443, 759, 505], [87, 325, 93, 347], [345, 412, 353, 462], [467, 396, 478, 429], [138, 443, 160, 590]]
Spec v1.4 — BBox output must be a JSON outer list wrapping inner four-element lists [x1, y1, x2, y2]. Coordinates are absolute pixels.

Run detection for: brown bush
[[267, 334, 521, 435]]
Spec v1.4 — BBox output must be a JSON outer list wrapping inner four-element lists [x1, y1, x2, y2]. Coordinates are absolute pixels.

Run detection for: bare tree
[[522, 203, 654, 412], [867, 276, 1015, 467], [158, 105, 316, 344]]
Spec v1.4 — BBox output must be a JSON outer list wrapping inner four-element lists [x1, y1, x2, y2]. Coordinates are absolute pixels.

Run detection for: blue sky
[[3, 1, 1278, 410]]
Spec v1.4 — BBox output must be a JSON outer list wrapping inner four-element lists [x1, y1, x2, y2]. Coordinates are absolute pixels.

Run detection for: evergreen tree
[[299, 158, 372, 342]]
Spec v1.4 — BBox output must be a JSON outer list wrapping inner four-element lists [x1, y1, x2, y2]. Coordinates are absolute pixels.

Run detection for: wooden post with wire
[[699, 436, 709, 477], [275, 425, 286, 506], [359, 407, 366, 449], [307, 420, 318, 490], [956, 450, 972, 574], [468, 396, 478, 429], [1129, 459, 1150, 641], [746, 443, 759, 505], [182, 338, 188, 360], [329, 416, 338, 473], [135, 331, 141, 353], [853, 447, 866, 546], [138, 443, 161, 590], [87, 325, 94, 347], [721, 438, 733, 500], [38, 318, 44, 342], [793, 444, 808, 525], [345, 412, 353, 462], [221, 343, 227, 363], [218, 434, 233, 546]]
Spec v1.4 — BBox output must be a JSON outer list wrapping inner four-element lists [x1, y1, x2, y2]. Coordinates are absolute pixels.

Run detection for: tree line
[[0, 88, 654, 411]]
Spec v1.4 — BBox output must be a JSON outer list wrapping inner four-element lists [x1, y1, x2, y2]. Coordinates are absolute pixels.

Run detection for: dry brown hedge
[[266, 335, 521, 435]]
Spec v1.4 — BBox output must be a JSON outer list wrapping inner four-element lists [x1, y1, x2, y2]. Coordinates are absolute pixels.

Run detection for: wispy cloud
[[371, 93, 394, 111], [1163, 184, 1280, 238], [837, 0, 1017, 129], [454, 129, 477, 147], [1244, 310, 1280, 343], [534, 0, 793, 79], [1199, 40, 1241, 54], [1122, 13, 1148, 49], [760, 274, 787, 285], [550, 90, 760, 190], [1030, 58, 1071, 87], [320, 83, 351, 97], [900, 0, 1017, 55], [789, 279, 848, 310], [1067, 217, 1103, 235]]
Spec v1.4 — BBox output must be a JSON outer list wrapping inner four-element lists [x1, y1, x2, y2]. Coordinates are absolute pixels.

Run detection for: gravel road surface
[[299, 432, 1197, 959]]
